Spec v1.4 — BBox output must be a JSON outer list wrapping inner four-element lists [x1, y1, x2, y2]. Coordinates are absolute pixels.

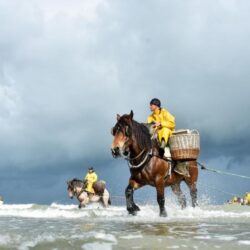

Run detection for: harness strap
[[127, 149, 152, 169], [75, 186, 85, 199], [125, 148, 146, 161]]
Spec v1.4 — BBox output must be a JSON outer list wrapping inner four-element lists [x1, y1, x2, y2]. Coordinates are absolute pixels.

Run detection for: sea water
[[0, 202, 250, 250]]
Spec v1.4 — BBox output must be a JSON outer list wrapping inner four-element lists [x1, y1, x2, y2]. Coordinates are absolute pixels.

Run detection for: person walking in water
[[147, 98, 176, 155], [84, 167, 98, 194]]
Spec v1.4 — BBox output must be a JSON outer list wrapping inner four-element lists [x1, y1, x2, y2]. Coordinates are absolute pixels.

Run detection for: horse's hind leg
[[189, 182, 198, 207], [185, 161, 198, 207], [171, 183, 187, 209], [184, 179, 198, 207], [102, 190, 111, 208], [100, 196, 106, 208]]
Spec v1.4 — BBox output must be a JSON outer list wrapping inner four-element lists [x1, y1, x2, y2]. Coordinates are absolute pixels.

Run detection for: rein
[[70, 183, 85, 199], [76, 186, 85, 199]]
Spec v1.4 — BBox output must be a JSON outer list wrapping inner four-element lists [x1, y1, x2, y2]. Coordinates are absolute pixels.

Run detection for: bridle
[[112, 122, 152, 169], [68, 182, 85, 199]]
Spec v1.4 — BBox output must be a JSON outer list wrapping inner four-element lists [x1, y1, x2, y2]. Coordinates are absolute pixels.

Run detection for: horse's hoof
[[128, 210, 137, 216], [181, 202, 187, 210], [127, 207, 137, 216], [78, 205, 81, 209], [133, 204, 140, 211], [192, 202, 198, 208], [160, 210, 167, 217]]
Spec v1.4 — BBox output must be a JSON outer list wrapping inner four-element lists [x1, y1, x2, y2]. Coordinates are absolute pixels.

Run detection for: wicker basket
[[169, 129, 200, 160]]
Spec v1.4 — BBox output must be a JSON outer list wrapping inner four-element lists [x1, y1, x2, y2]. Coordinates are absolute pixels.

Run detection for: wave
[[1, 203, 250, 221]]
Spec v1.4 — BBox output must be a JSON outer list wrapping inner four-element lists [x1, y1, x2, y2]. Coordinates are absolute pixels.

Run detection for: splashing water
[[0, 202, 250, 250]]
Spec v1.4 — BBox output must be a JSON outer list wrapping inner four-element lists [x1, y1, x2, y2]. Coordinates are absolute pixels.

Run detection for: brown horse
[[111, 111, 198, 217]]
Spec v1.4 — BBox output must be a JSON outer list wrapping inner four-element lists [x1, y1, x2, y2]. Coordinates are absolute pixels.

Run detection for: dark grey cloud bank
[[0, 0, 250, 204]]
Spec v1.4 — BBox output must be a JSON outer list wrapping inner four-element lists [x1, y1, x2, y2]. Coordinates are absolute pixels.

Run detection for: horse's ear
[[117, 114, 121, 121], [130, 110, 134, 119]]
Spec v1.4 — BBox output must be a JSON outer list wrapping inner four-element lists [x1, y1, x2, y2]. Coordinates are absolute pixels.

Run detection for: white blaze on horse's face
[[67, 188, 74, 198], [112, 131, 127, 148], [111, 130, 128, 157]]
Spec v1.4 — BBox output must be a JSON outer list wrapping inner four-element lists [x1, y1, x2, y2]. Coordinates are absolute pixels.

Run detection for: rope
[[110, 195, 155, 202], [198, 162, 250, 180], [198, 183, 240, 197]]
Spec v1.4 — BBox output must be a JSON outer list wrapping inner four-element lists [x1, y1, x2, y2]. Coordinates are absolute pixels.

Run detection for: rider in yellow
[[84, 167, 98, 194], [147, 98, 176, 149], [244, 192, 250, 205]]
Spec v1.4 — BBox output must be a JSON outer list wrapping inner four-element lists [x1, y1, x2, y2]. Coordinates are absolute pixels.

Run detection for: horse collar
[[125, 148, 146, 161], [127, 149, 152, 169], [75, 186, 85, 199]]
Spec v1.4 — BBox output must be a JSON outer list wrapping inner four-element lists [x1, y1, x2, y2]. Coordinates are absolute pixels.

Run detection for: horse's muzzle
[[111, 147, 120, 158]]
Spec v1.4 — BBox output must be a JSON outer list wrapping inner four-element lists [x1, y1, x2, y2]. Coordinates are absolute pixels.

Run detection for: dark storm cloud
[[0, 0, 250, 203]]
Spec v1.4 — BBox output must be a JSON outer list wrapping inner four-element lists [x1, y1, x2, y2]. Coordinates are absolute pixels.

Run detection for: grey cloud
[[0, 0, 250, 203]]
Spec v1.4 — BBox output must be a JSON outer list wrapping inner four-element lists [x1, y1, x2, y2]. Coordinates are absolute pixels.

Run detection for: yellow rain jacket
[[84, 172, 98, 194], [245, 192, 250, 204], [147, 108, 175, 144]]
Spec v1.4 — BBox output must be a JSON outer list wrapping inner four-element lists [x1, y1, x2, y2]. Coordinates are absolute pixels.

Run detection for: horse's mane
[[115, 113, 157, 150], [68, 178, 83, 188], [131, 120, 152, 150]]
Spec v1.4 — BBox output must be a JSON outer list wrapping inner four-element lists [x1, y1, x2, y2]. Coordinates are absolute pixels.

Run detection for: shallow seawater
[[0, 203, 250, 249]]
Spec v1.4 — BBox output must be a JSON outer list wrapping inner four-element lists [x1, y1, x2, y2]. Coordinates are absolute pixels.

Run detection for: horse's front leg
[[156, 179, 167, 217], [78, 196, 87, 209], [78, 201, 86, 209], [125, 180, 142, 215]]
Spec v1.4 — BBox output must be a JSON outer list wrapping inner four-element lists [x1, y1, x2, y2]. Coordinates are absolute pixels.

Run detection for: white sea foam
[[215, 236, 237, 241], [94, 233, 117, 243], [120, 234, 143, 239], [0, 203, 250, 222], [194, 235, 212, 240], [0, 235, 11, 246], [18, 235, 55, 250], [81, 242, 114, 250], [238, 240, 250, 245], [0, 204, 34, 209], [50, 202, 79, 210]]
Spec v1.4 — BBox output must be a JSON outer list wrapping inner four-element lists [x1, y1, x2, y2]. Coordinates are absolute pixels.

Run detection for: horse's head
[[67, 178, 84, 199], [67, 181, 74, 199], [111, 110, 134, 158]]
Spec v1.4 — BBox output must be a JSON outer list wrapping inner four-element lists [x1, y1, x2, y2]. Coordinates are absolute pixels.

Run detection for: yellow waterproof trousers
[[157, 127, 173, 144], [85, 183, 95, 194]]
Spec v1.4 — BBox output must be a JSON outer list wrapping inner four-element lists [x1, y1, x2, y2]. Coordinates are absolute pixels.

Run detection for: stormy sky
[[0, 0, 250, 205]]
